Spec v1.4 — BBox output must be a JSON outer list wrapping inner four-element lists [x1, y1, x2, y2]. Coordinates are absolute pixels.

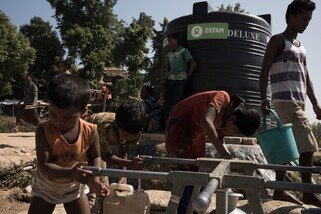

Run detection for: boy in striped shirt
[[260, 0, 321, 206]]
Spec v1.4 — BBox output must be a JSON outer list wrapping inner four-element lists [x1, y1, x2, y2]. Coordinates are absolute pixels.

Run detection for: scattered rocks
[[238, 199, 319, 214], [9, 187, 31, 203], [20, 147, 29, 154]]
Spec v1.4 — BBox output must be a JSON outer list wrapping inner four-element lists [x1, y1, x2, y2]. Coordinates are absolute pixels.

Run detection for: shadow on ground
[[8, 135, 34, 138], [0, 144, 16, 149]]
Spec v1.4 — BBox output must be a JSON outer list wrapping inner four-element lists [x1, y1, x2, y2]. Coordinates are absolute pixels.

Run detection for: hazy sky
[[1, 0, 321, 123]]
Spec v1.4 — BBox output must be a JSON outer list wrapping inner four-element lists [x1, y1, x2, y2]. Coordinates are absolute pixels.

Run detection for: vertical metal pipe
[[216, 189, 228, 214]]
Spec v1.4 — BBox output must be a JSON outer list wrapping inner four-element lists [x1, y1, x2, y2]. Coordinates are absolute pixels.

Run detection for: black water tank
[[165, 1, 271, 110]]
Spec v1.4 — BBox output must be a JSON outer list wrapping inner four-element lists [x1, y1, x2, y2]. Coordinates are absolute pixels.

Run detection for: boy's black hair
[[142, 85, 153, 95], [60, 60, 71, 70], [48, 74, 91, 110], [116, 102, 147, 134], [286, 0, 315, 24], [230, 95, 261, 136], [230, 95, 245, 109], [167, 33, 180, 44]]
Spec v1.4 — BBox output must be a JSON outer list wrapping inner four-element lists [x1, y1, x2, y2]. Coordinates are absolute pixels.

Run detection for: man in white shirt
[[58, 60, 71, 75]]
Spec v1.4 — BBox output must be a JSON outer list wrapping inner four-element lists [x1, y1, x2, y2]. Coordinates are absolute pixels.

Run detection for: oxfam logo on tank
[[191, 25, 203, 38], [188, 23, 229, 40]]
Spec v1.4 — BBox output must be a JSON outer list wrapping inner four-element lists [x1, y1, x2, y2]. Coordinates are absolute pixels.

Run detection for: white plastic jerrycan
[[104, 183, 151, 214]]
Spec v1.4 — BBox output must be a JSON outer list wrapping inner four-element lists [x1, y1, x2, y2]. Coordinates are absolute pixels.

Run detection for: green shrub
[[0, 160, 36, 189], [289, 171, 301, 183], [0, 116, 35, 133], [313, 156, 321, 166], [0, 116, 16, 132]]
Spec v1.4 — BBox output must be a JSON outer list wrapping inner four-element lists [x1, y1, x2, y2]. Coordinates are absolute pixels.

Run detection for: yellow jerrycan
[[104, 183, 151, 214]]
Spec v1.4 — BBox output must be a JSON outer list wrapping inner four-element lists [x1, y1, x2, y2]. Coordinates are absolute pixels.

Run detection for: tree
[[145, 17, 168, 98], [116, 13, 155, 97], [47, 0, 124, 82], [312, 122, 321, 147], [0, 11, 35, 97], [217, 3, 246, 13], [20, 17, 64, 84]]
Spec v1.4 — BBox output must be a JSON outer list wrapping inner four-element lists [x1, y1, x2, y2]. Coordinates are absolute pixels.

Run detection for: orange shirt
[[169, 91, 230, 136], [40, 119, 97, 183], [166, 91, 231, 159]]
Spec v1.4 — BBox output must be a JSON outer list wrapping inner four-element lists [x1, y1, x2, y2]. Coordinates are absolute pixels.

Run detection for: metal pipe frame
[[265, 181, 321, 193], [84, 156, 321, 214], [256, 163, 321, 174], [83, 167, 169, 180], [141, 155, 321, 174]]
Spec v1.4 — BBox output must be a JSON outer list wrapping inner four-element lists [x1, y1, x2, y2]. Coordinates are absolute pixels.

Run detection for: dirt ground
[[0, 132, 36, 164]]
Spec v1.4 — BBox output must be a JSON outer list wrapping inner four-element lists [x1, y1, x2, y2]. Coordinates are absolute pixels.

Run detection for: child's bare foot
[[273, 190, 303, 205], [302, 193, 321, 207]]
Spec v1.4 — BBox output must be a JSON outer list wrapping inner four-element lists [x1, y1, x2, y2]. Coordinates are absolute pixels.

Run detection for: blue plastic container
[[257, 109, 299, 164]]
